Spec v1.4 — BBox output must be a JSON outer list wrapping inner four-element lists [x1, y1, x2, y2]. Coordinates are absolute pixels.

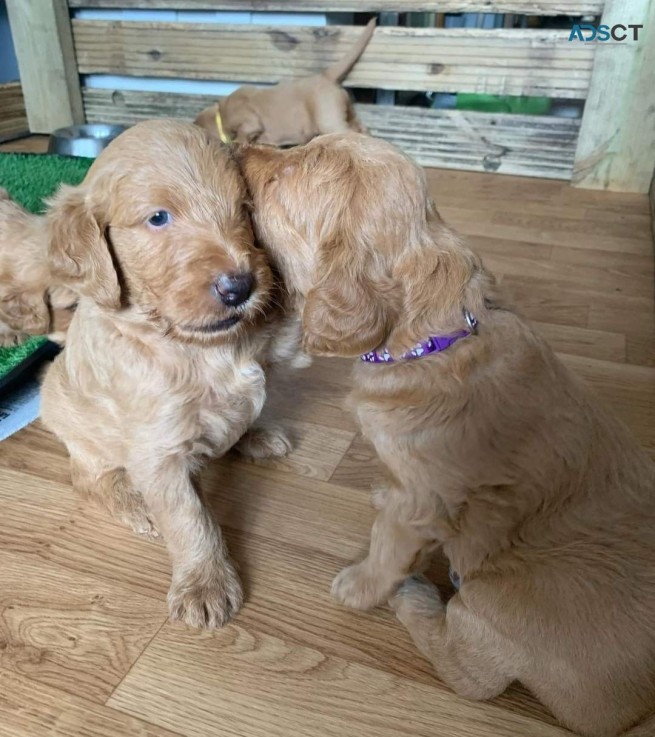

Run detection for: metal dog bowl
[[47, 123, 127, 158]]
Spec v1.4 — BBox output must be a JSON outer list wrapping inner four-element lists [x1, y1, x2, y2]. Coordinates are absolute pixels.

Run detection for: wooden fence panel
[[68, 1, 605, 15], [82, 87, 580, 179], [73, 21, 594, 98]]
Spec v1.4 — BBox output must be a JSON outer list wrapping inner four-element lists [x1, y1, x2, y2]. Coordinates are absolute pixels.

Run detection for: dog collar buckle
[[464, 308, 478, 335]]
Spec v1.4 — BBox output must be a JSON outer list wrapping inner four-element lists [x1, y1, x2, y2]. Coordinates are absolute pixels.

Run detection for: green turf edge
[[0, 336, 48, 381]]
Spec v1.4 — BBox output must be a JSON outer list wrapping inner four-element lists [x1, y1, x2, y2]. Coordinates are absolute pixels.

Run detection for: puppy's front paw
[[0, 330, 27, 347], [168, 560, 243, 629], [331, 562, 393, 611], [236, 424, 292, 459]]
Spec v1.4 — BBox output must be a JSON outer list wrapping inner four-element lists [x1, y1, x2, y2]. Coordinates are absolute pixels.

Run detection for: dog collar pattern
[[361, 310, 478, 364], [215, 110, 232, 144]]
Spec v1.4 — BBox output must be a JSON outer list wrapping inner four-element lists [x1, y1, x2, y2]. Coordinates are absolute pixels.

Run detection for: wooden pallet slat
[[72, 21, 594, 99], [0, 82, 29, 142], [67, 1, 605, 16], [81, 88, 580, 180]]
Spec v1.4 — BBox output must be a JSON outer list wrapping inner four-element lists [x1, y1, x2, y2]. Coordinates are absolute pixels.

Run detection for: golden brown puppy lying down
[[0, 189, 76, 346], [194, 19, 375, 146], [238, 133, 655, 736], [41, 119, 298, 629]]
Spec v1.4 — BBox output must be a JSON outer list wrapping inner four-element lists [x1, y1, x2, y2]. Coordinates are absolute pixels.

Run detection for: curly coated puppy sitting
[[41, 120, 294, 629], [239, 133, 655, 736]]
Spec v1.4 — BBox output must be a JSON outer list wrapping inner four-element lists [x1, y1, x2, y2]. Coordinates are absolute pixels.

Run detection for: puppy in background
[[42, 120, 295, 629], [195, 18, 375, 146], [0, 189, 76, 346], [238, 133, 655, 737]]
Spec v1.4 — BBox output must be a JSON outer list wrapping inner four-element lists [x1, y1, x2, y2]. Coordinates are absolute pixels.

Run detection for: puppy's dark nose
[[212, 272, 254, 307]]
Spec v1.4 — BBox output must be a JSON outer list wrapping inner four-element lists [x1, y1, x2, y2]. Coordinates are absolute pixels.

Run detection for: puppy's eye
[[147, 210, 172, 229]]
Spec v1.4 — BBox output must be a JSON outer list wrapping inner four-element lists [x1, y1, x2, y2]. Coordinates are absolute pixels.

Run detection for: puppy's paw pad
[[168, 561, 243, 630], [237, 426, 292, 459], [331, 563, 390, 611]]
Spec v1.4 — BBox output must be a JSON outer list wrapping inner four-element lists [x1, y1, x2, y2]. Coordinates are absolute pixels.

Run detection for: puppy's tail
[[323, 18, 376, 83]]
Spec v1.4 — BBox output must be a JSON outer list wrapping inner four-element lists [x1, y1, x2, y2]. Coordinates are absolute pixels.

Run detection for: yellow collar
[[215, 109, 231, 144]]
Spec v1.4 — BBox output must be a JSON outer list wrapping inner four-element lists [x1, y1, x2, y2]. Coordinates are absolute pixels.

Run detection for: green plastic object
[[456, 94, 552, 115]]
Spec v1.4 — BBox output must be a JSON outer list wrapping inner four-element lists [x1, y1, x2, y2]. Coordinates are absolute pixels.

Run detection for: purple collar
[[361, 310, 478, 365]]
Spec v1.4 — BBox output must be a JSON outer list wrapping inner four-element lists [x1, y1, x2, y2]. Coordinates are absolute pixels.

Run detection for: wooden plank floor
[[0, 136, 653, 737]]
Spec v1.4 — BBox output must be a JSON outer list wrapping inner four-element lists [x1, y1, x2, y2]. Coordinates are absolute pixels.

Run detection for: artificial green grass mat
[[0, 152, 93, 382], [0, 152, 93, 214], [0, 336, 48, 381]]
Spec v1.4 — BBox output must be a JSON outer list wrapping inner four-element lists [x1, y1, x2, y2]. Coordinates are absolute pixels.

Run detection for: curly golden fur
[[41, 120, 298, 629], [0, 189, 76, 346], [238, 133, 655, 736]]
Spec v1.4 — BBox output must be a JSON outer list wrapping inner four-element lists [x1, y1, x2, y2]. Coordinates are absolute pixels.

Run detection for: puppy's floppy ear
[[302, 239, 389, 357], [193, 105, 219, 138], [47, 184, 120, 309]]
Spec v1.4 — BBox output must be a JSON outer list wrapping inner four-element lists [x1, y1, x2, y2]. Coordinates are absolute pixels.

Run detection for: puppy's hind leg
[[390, 576, 512, 701], [314, 88, 364, 136], [70, 458, 158, 538]]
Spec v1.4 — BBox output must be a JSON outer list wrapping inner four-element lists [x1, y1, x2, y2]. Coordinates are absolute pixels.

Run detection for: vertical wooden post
[[572, 0, 655, 193], [6, 0, 84, 134]]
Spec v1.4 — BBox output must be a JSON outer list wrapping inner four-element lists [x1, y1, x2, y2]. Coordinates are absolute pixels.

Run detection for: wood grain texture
[[107, 622, 575, 737], [572, 0, 655, 193], [66, 0, 605, 14], [0, 670, 181, 737], [0, 83, 28, 143], [82, 89, 581, 180], [0, 153, 652, 735], [0, 548, 167, 701], [72, 21, 594, 98], [5, 0, 84, 133]]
